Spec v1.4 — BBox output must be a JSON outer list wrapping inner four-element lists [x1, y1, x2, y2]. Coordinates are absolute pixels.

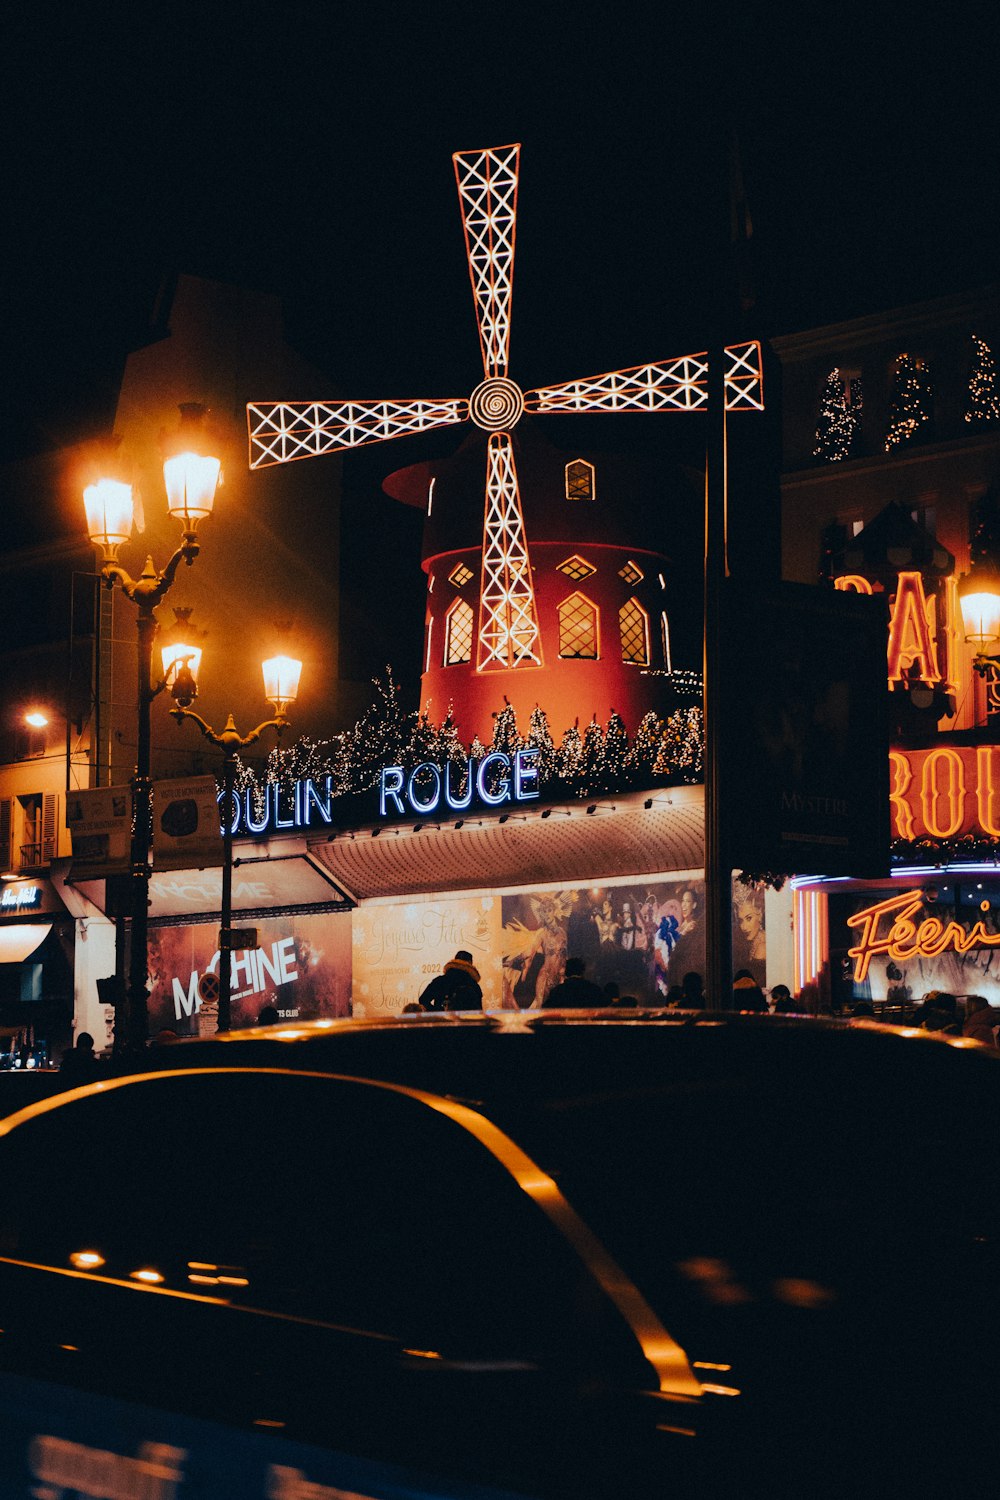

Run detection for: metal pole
[[703, 349, 732, 1009], [218, 748, 236, 1033], [126, 606, 156, 1052]]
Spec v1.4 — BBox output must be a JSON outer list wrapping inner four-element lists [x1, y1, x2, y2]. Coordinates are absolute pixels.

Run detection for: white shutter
[[42, 793, 58, 862]]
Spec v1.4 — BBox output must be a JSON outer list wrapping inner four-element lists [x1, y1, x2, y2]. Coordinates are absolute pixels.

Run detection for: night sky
[[4, 8, 997, 466]]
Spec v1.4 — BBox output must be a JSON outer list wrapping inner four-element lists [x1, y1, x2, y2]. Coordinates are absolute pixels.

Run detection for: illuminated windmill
[[248, 143, 763, 677]]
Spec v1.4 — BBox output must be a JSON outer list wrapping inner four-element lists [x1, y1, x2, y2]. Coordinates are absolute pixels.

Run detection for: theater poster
[[501, 880, 706, 1006], [352, 896, 502, 1016], [147, 910, 352, 1034]]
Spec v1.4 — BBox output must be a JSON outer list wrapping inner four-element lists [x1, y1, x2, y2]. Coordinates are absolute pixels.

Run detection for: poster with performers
[[147, 910, 352, 1035], [500, 879, 706, 1006], [351, 896, 502, 1016]]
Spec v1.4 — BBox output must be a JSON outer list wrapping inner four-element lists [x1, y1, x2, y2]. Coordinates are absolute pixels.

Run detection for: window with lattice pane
[[445, 599, 474, 665], [449, 562, 474, 588], [619, 598, 649, 665], [557, 555, 596, 581], [558, 593, 599, 659], [661, 612, 672, 672], [564, 459, 595, 501], [618, 560, 644, 585]]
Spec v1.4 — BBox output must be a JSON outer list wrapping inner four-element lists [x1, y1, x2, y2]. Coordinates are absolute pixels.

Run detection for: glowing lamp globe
[[262, 656, 302, 715], [161, 641, 203, 693], [959, 567, 1000, 648], [24, 711, 48, 729], [83, 478, 134, 558], [163, 452, 221, 529]]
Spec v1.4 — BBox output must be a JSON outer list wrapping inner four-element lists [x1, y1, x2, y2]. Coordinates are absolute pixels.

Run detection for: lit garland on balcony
[[232, 671, 705, 814], [965, 334, 1000, 425], [885, 353, 934, 451]]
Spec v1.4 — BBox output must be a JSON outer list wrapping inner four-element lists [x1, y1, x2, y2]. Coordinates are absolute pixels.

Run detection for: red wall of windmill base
[[420, 657, 665, 745]]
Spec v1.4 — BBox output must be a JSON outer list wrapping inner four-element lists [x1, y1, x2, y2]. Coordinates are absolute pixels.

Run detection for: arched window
[[619, 598, 649, 665], [564, 459, 595, 501], [558, 593, 599, 659], [661, 612, 672, 672], [444, 598, 474, 666]]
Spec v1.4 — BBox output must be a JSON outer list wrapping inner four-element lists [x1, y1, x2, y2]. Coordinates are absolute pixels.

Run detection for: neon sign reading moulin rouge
[[846, 890, 1000, 982], [222, 751, 541, 837]]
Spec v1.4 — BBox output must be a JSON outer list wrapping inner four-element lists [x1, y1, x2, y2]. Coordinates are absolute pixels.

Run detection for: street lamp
[[959, 563, 1000, 680], [82, 404, 221, 1052], [169, 651, 302, 1032]]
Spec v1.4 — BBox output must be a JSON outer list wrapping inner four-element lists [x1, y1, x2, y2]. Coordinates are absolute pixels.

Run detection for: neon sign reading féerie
[[846, 889, 1000, 982], [380, 749, 540, 819]]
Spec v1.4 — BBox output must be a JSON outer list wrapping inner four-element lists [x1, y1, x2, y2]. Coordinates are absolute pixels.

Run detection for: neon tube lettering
[[477, 751, 512, 806], [846, 890, 1000, 983], [445, 759, 474, 811], [920, 747, 965, 838], [514, 746, 540, 800], [408, 763, 442, 814], [888, 751, 914, 840], [380, 767, 406, 817]]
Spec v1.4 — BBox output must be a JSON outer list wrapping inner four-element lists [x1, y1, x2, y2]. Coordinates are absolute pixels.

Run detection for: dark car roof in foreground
[[133, 1010, 998, 1111]]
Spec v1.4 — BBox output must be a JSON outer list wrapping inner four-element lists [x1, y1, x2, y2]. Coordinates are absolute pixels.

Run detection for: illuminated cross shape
[[248, 144, 764, 671]]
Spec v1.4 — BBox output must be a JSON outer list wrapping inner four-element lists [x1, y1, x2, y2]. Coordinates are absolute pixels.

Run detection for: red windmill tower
[[248, 144, 763, 738]]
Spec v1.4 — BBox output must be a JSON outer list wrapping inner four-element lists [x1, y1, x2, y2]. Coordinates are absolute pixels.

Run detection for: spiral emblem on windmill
[[469, 377, 525, 431]]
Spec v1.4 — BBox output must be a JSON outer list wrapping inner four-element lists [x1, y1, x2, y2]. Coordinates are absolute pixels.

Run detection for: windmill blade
[[524, 341, 765, 416], [524, 355, 709, 415], [722, 340, 765, 410], [453, 144, 520, 380], [247, 397, 469, 470], [478, 432, 542, 670]]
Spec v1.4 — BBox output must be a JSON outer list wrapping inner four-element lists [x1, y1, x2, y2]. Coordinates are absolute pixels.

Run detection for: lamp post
[[82, 405, 221, 1053], [169, 652, 302, 1032]]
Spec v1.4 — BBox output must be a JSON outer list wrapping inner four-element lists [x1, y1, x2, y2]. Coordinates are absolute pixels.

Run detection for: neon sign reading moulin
[[846, 890, 1000, 983], [221, 751, 541, 837]]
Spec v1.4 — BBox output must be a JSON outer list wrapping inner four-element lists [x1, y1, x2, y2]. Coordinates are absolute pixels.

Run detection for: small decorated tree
[[625, 710, 662, 784], [602, 711, 629, 783], [885, 353, 934, 451], [580, 715, 606, 794], [557, 721, 584, 789], [655, 706, 704, 782], [491, 700, 521, 757], [965, 334, 1000, 426], [525, 704, 558, 785], [814, 367, 861, 461]]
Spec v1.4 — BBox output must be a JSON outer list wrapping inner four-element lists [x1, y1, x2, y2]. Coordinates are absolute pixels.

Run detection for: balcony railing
[[18, 840, 54, 872]]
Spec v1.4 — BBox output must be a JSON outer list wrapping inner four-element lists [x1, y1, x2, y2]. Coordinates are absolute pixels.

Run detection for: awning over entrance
[[0, 925, 53, 963], [307, 786, 705, 901]]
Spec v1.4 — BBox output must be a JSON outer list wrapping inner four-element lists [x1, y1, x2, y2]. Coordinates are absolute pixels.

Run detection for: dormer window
[[565, 459, 595, 501], [618, 560, 644, 585], [557, 555, 596, 581], [448, 561, 474, 588]]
